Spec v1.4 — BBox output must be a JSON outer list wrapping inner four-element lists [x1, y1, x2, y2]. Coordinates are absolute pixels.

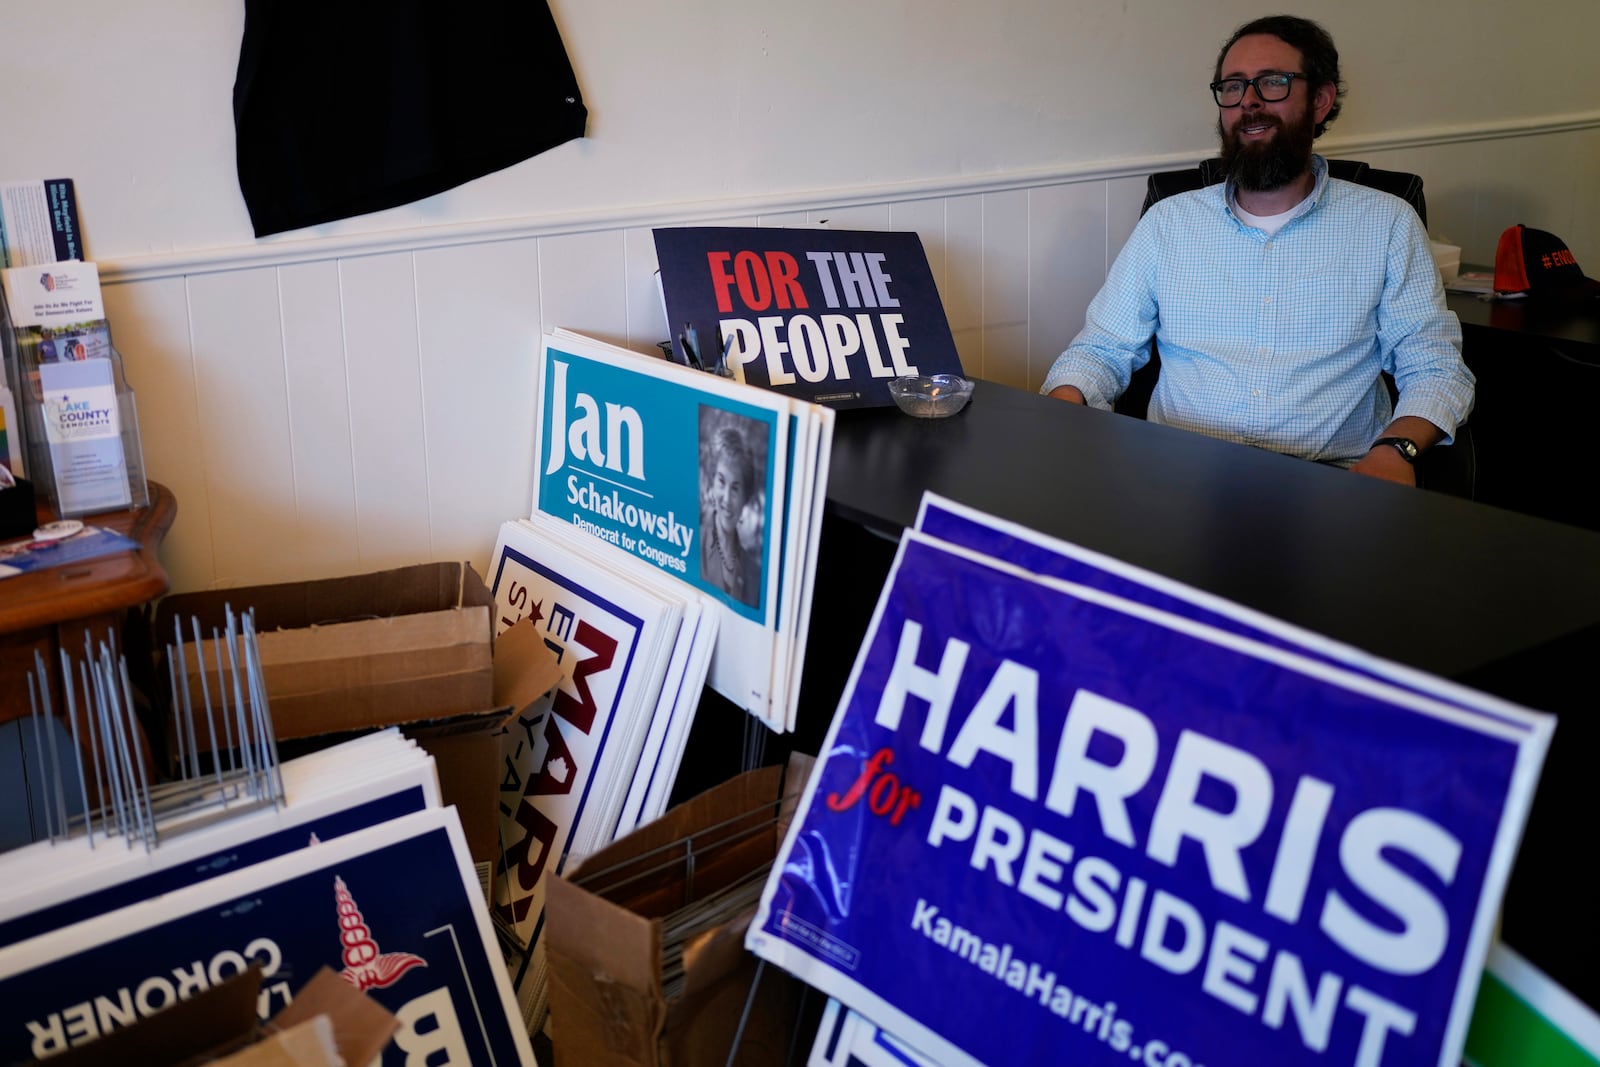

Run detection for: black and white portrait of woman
[[698, 407, 766, 608]]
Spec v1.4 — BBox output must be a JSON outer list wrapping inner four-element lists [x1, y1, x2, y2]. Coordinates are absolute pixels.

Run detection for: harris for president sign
[[748, 511, 1551, 1067]]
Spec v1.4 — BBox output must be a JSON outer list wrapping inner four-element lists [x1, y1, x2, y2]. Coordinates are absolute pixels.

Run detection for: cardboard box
[[546, 754, 813, 1067], [156, 561, 496, 741], [153, 563, 562, 865], [45, 965, 395, 1067]]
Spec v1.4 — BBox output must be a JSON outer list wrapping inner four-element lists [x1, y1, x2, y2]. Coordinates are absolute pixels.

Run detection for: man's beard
[[1219, 108, 1316, 193]]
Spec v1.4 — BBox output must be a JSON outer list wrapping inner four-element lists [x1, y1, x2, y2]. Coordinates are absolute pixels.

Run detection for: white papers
[[1444, 270, 1495, 296], [0, 260, 104, 328]]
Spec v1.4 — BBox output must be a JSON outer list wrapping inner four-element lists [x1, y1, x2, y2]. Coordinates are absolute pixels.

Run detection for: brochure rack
[[0, 281, 148, 517]]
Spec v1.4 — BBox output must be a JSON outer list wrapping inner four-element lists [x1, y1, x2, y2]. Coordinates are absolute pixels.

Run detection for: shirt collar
[[1223, 153, 1328, 226]]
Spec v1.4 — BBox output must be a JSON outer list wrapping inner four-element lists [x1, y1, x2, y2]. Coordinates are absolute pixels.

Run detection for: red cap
[[1493, 224, 1600, 299]]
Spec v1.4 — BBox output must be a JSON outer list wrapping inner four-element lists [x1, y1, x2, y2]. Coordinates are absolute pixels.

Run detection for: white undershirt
[[1234, 202, 1298, 236], [1233, 190, 1315, 236]]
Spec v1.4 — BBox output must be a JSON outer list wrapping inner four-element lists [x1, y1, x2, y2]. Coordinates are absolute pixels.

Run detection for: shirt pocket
[[1279, 245, 1384, 350]]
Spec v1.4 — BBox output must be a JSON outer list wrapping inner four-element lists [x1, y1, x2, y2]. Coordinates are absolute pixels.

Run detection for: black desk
[[1448, 288, 1600, 351], [812, 381, 1600, 1013], [1446, 288, 1600, 530]]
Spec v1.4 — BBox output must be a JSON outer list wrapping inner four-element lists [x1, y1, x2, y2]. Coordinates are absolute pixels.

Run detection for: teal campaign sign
[[534, 337, 786, 624]]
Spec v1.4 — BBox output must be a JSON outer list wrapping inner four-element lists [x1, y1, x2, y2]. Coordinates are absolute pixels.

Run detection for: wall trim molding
[[101, 110, 1600, 286]]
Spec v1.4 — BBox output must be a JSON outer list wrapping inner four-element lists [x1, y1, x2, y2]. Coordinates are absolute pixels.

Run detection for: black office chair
[[1119, 157, 1475, 499], [1138, 157, 1427, 225]]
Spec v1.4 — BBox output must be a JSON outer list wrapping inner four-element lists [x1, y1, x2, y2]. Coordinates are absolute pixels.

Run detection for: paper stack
[[485, 511, 719, 1031], [0, 806, 535, 1067], [0, 722, 537, 1066], [0, 729, 440, 946], [810, 998, 941, 1067]]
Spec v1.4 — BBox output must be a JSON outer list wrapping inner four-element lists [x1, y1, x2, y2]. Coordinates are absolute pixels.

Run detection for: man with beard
[[1041, 15, 1473, 486]]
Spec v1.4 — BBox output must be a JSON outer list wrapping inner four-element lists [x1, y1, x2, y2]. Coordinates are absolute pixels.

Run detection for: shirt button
[[1263, 296, 1272, 304]]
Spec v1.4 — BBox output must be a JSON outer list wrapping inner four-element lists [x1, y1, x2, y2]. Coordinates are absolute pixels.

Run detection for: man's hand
[[1351, 416, 1445, 487], [1352, 442, 1417, 486], [1047, 385, 1087, 404]]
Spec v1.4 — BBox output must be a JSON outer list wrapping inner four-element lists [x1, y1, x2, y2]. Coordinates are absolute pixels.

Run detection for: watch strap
[[1373, 436, 1419, 464]]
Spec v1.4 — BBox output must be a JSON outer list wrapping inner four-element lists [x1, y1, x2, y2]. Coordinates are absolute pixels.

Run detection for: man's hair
[[1214, 15, 1344, 137]]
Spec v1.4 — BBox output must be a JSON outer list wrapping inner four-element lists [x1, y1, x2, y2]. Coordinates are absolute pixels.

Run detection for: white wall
[[4, 1, 1598, 593], [5, 1, 1597, 262]]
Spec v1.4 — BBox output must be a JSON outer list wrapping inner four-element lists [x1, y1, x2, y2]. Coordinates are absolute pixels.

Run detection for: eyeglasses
[[1210, 72, 1303, 107]]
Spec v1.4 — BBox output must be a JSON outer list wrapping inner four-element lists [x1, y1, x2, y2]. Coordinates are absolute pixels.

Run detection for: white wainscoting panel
[[942, 192, 986, 377], [339, 252, 433, 573], [1575, 129, 1600, 266], [538, 229, 629, 348], [1106, 176, 1149, 269], [1466, 132, 1588, 262], [186, 269, 297, 587], [887, 198, 953, 308], [413, 238, 545, 577], [278, 259, 360, 582], [100, 276, 214, 595], [979, 188, 1032, 390], [1028, 181, 1115, 391], [623, 227, 668, 353]]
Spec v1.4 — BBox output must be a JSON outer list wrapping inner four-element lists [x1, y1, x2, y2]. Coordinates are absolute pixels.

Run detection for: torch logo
[[333, 875, 427, 991]]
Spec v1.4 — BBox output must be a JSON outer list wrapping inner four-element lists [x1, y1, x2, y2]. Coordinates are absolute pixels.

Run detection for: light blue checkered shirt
[[1042, 156, 1475, 465]]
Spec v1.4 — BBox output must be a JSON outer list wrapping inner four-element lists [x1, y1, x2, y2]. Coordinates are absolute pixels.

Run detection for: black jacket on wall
[[233, 1, 588, 238]]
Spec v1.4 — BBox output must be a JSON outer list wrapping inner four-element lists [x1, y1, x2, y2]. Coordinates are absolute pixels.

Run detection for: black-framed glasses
[[1210, 72, 1303, 107]]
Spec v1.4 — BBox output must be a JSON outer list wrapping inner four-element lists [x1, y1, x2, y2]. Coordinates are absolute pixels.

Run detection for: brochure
[[0, 179, 83, 269], [0, 524, 139, 579], [37, 357, 131, 513]]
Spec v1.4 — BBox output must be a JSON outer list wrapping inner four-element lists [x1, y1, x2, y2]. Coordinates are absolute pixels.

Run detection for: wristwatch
[[1372, 436, 1420, 464]]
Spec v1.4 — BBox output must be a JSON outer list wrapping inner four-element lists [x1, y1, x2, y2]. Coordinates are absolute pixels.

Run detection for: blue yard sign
[[749, 519, 1551, 1067], [654, 226, 965, 409]]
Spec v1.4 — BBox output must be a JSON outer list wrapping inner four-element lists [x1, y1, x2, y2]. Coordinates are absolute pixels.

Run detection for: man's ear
[[1312, 81, 1336, 125]]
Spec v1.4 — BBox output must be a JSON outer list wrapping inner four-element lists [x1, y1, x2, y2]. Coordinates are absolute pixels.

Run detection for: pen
[[680, 323, 704, 371]]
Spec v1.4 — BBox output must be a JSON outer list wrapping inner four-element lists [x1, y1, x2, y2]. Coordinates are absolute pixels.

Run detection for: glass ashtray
[[887, 374, 974, 418]]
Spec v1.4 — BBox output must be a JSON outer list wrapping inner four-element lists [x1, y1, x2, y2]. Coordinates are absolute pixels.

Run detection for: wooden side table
[[0, 482, 177, 778]]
